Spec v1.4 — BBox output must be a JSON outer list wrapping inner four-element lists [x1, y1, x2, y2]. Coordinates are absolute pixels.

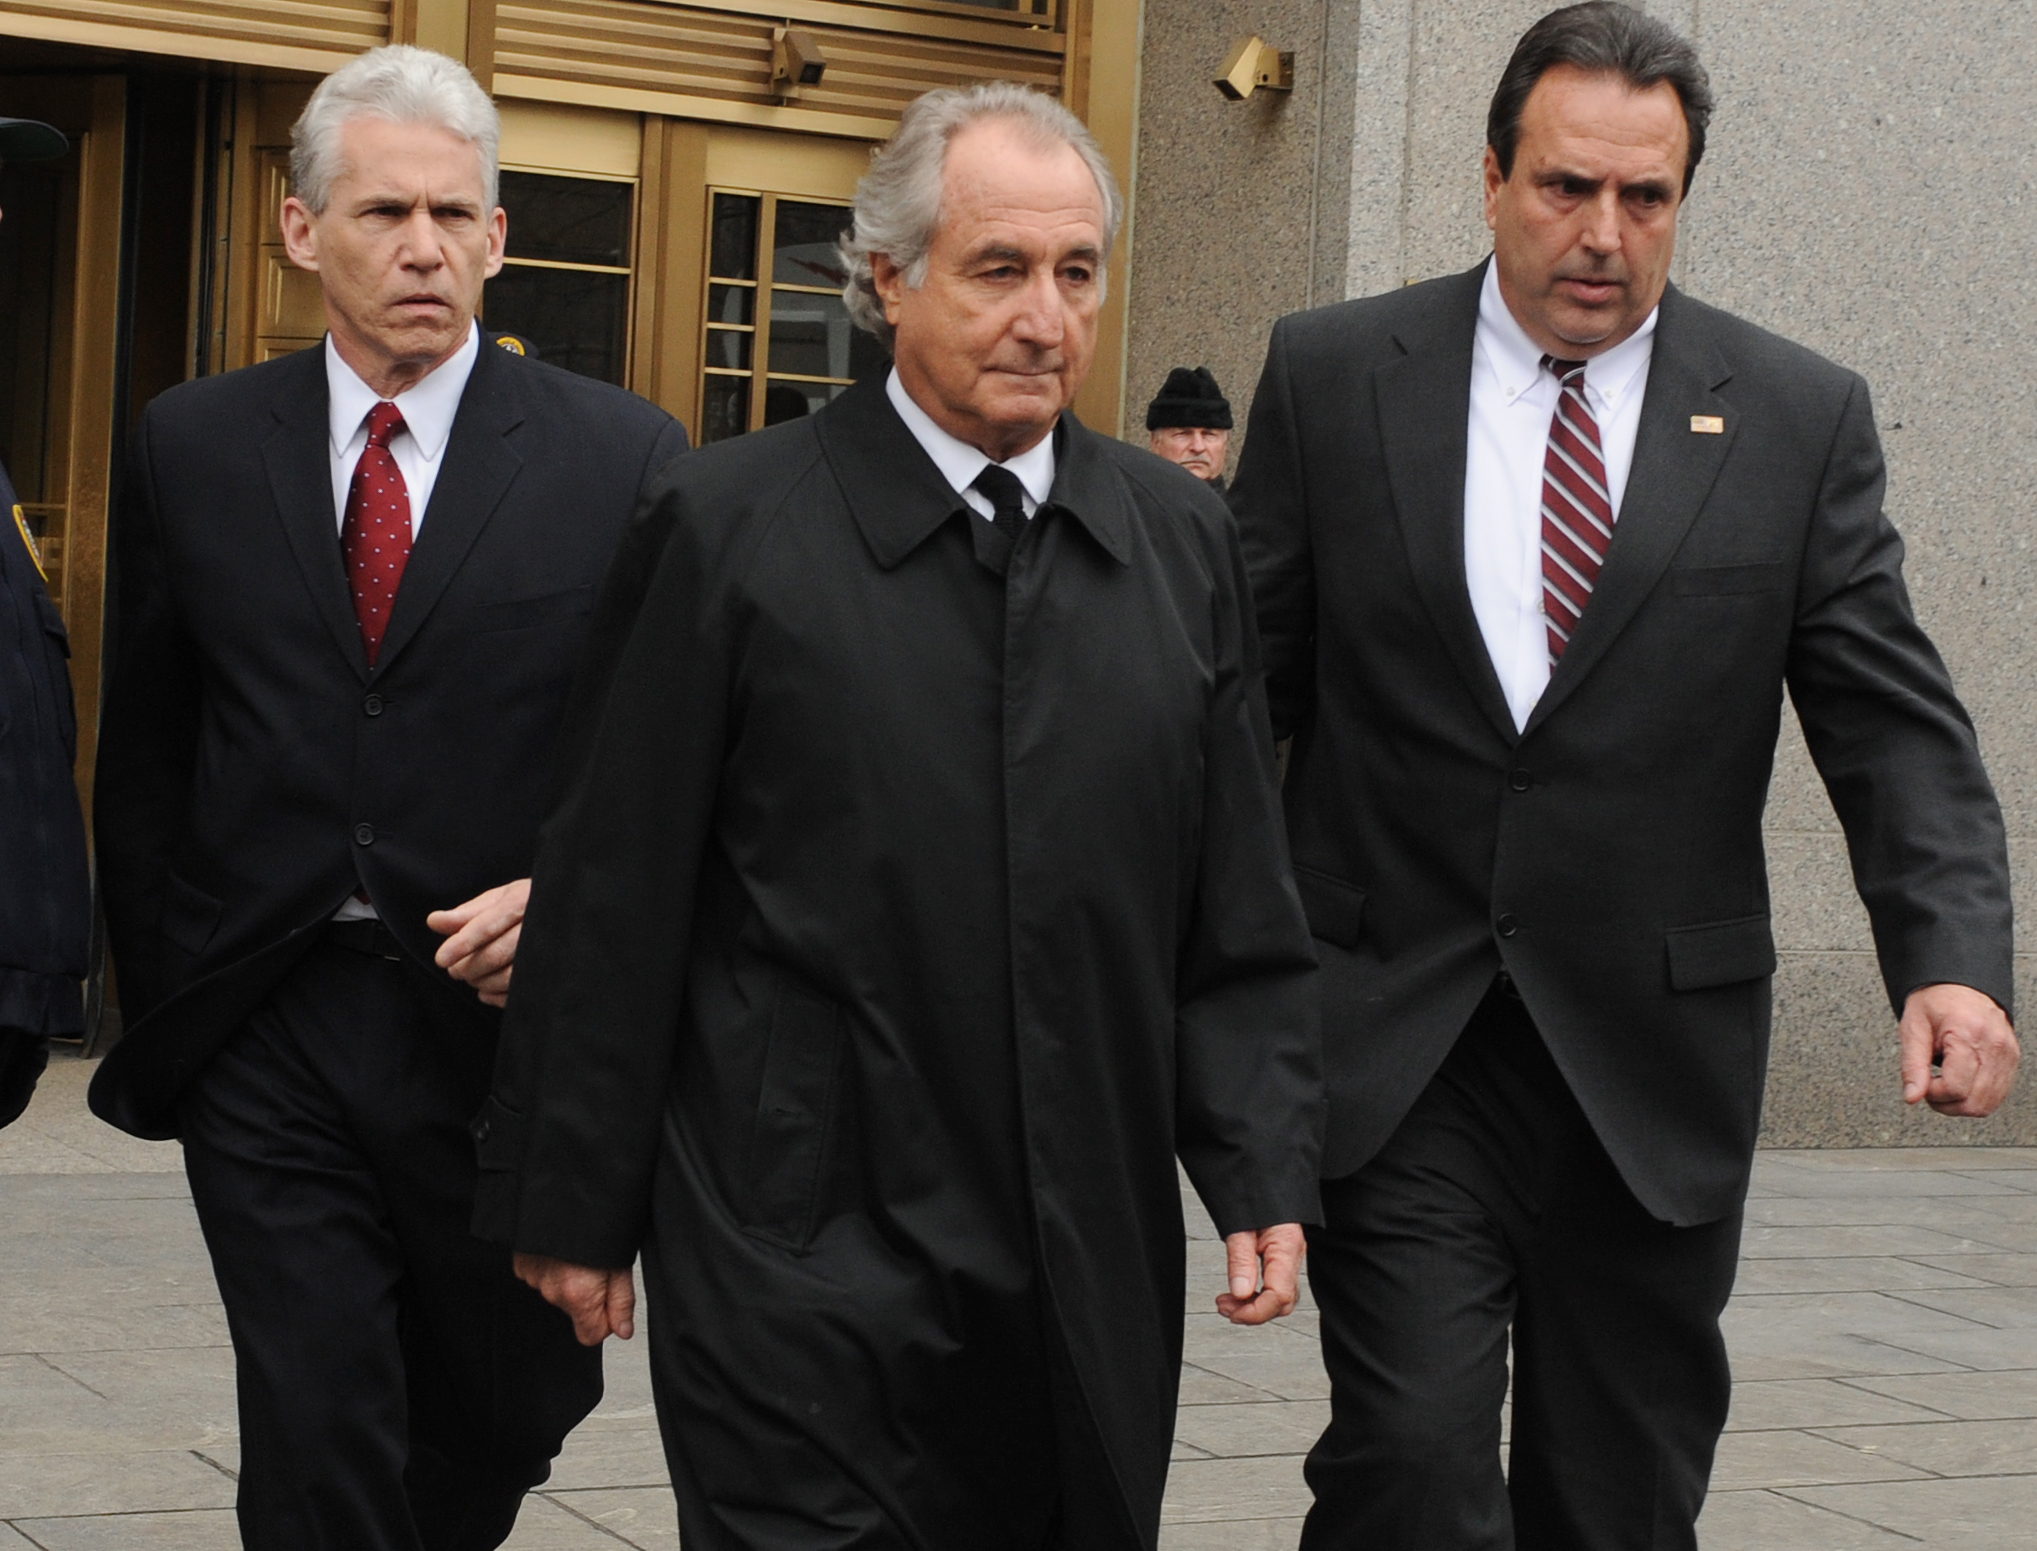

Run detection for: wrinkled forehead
[[332, 115, 489, 197]]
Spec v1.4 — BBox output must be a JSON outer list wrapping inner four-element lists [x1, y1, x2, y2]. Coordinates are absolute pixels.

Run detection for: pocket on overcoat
[[742, 985, 846, 1251]]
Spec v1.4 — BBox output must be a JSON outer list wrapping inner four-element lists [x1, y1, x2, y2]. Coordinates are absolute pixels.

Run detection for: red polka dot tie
[[342, 401, 413, 667]]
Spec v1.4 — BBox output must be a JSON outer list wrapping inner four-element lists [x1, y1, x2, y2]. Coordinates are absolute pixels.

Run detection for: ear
[[1481, 145, 1505, 233], [280, 195, 320, 273], [484, 204, 507, 280], [871, 252, 908, 326]]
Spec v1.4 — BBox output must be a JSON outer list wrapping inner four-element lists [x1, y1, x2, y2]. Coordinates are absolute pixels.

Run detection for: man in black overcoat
[[475, 83, 1323, 1549], [0, 113, 89, 1129], [1229, 5, 2018, 1547], [90, 47, 687, 1550]]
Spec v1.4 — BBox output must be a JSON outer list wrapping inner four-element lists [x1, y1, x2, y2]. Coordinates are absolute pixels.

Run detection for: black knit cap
[[1145, 366, 1232, 431]]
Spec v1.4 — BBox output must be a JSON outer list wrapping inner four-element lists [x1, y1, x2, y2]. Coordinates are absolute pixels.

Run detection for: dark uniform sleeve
[[1227, 318, 1317, 742], [1784, 376, 2015, 1019], [1172, 508, 1324, 1237], [93, 413, 203, 1020], [471, 464, 733, 1269]]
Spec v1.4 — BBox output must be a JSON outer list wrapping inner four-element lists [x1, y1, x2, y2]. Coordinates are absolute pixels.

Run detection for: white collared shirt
[[326, 322, 481, 537], [1465, 260, 1656, 730], [885, 368, 1056, 519]]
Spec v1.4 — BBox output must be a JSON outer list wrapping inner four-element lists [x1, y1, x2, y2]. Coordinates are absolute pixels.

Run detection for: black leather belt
[[323, 916, 407, 960]]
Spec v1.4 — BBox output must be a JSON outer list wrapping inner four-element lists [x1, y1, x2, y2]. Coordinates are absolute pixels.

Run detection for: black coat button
[[354, 823, 375, 846], [364, 694, 384, 717], [1496, 913, 1519, 938], [1509, 768, 1532, 791]]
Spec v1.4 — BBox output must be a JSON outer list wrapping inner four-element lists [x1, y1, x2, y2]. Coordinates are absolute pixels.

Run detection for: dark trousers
[[179, 924, 602, 1551], [1300, 982, 1743, 1550]]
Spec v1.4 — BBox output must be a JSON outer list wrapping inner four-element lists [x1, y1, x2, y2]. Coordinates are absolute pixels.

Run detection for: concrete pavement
[[3, 1049, 2035, 1547]]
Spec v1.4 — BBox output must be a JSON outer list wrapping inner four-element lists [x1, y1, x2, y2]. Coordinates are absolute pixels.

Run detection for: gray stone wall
[[1129, 0, 2037, 1144]]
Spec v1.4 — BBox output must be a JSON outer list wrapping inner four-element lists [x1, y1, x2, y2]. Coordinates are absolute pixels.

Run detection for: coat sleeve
[[1228, 318, 1316, 742], [93, 413, 202, 1019], [1172, 510, 1324, 1237], [471, 463, 733, 1268], [1785, 374, 2014, 1019]]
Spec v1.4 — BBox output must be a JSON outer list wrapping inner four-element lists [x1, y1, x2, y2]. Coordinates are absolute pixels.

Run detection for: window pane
[[483, 267, 629, 384], [711, 193, 760, 280], [705, 328, 752, 371], [771, 200, 850, 288], [767, 290, 886, 382], [764, 379, 848, 423], [500, 171, 633, 267], [701, 376, 750, 443], [708, 282, 755, 326]]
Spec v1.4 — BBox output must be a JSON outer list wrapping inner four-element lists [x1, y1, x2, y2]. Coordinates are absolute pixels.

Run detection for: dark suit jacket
[[0, 458, 89, 1040], [1231, 262, 2012, 1225], [91, 340, 688, 1139]]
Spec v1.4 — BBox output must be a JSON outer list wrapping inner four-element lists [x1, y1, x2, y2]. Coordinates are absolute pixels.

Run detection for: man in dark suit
[[1229, 5, 2019, 1547], [91, 46, 686, 1551], [0, 113, 89, 1130], [472, 83, 1321, 1549]]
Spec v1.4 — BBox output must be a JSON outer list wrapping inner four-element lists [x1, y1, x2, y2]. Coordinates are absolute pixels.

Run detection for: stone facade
[[1128, 0, 2037, 1144]]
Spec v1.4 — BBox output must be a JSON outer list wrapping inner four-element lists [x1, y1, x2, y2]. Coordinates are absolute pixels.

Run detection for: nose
[[1581, 189, 1622, 253], [401, 208, 446, 270], [1009, 269, 1065, 347]]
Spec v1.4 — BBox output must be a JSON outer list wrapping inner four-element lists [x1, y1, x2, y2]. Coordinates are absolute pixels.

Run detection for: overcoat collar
[[1376, 261, 1737, 743], [260, 337, 527, 683], [819, 374, 1132, 570]]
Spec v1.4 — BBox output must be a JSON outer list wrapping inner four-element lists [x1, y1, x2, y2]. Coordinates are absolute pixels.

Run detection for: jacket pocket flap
[[470, 1096, 526, 1171], [1671, 562, 1785, 596], [1665, 914, 1776, 990], [160, 872, 224, 957], [1293, 866, 1366, 949]]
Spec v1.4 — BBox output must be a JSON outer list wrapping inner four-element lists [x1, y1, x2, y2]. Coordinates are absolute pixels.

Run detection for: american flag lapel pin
[[1690, 414, 1725, 434]]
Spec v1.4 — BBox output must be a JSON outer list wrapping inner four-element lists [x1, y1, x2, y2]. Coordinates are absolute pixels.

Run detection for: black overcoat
[[474, 377, 1322, 1544]]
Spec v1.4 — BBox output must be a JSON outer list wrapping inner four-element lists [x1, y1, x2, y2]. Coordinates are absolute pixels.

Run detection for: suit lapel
[[1377, 264, 1519, 746], [373, 342, 525, 676], [261, 349, 369, 681], [1523, 284, 1736, 734]]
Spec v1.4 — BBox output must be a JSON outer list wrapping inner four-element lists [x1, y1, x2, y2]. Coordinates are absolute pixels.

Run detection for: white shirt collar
[[885, 368, 1056, 511], [326, 321, 481, 462], [1476, 259, 1657, 412]]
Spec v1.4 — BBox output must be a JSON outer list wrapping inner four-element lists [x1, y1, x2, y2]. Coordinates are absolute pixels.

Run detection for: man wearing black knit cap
[[1146, 365, 1232, 488], [0, 112, 89, 1131]]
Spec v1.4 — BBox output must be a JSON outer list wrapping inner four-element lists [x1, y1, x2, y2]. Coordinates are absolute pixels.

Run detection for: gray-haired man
[[473, 82, 1322, 1548], [92, 45, 687, 1549]]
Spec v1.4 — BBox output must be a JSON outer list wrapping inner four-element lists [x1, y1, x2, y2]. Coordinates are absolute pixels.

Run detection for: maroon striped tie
[[1539, 356, 1613, 664]]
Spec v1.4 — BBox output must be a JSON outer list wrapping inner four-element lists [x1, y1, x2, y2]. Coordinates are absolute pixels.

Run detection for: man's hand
[[1217, 1223, 1305, 1326], [428, 878, 530, 1007], [1900, 983, 2020, 1116], [513, 1252, 636, 1345]]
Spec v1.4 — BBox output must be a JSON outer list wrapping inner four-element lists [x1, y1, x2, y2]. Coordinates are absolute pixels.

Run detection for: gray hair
[[291, 44, 501, 215], [841, 82, 1123, 348]]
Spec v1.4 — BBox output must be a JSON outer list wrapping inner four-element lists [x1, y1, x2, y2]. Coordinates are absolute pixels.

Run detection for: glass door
[[699, 189, 886, 442]]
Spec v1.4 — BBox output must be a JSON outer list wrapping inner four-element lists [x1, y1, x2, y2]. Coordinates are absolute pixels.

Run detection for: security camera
[[1214, 37, 1294, 101], [773, 28, 828, 96]]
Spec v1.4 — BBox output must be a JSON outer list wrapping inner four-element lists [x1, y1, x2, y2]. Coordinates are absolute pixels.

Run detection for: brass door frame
[[0, 73, 125, 818]]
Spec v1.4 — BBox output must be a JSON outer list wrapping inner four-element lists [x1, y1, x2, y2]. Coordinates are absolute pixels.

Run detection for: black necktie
[[972, 464, 1029, 551]]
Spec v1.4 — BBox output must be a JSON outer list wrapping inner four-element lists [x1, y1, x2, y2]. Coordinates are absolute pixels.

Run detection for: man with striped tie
[[1229, 4, 2018, 1548]]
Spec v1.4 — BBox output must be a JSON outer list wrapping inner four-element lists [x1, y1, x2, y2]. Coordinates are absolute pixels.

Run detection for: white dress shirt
[[326, 322, 481, 537], [1464, 261, 1656, 730], [886, 368, 1056, 519], [327, 323, 479, 922]]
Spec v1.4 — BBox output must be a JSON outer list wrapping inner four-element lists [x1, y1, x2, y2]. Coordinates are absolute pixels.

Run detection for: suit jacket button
[[1509, 768, 1532, 792], [354, 823, 375, 846], [472, 1119, 491, 1143], [364, 693, 384, 717], [1496, 913, 1519, 938]]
